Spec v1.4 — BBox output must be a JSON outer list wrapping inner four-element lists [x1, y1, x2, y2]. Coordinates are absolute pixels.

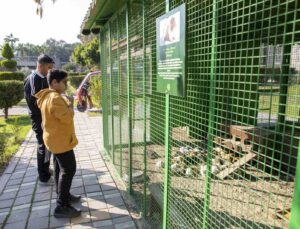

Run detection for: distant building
[[260, 43, 300, 72], [15, 56, 61, 70], [291, 44, 300, 72]]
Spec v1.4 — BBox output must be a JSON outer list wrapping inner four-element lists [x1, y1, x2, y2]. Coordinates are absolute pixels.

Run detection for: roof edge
[[81, 0, 127, 35]]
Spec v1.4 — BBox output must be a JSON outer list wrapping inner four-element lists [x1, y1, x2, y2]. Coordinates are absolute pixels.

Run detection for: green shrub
[[69, 75, 85, 88], [0, 130, 8, 165], [68, 72, 81, 76], [0, 72, 25, 81], [62, 63, 79, 72], [19, 67, 31, 77], [11, 117, 22, 143], [0, 131, 7, 153], [0, 81, 24, 119], [1, 43, 14, 60], [90, 75, 102, 108], [68, 72, 89, 76], [0, 59, 17, 70], [66, 84, 76, 97]]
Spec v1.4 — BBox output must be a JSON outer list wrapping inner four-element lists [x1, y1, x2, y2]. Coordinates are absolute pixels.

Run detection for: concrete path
[[0, 111, 137, 229], [0, 106, 28, 117]]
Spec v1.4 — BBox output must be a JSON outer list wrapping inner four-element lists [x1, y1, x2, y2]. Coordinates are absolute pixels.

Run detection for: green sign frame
[[156, 3, 186, 97]]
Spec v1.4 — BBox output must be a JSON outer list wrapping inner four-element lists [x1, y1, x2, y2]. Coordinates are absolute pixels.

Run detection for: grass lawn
[[259, 84, 300, 119], [17, 99, 28, 107], [0, 115, 31, 173], [87, 110, 102, 117]]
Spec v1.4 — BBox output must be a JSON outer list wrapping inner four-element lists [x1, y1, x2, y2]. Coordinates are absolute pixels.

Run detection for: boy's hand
[[68, 96, 74, 108], [63, 94, 74, 108]]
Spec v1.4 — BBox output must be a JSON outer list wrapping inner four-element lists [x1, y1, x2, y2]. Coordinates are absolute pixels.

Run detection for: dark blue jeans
[[31, 116, 51, 182], [53, 150, 76, 207]]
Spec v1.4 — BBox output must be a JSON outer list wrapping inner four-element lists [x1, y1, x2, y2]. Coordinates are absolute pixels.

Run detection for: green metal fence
[[99, 0, 300, 228]]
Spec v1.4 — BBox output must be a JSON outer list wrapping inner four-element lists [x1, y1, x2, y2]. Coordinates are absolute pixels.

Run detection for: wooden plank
[[275, 208, 291, 220], [217, 152, 256, 180]]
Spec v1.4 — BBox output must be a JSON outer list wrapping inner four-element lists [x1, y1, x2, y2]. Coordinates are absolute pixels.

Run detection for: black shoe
[[39, 177, 54, 186], [54, 205, 81, 218], [69, 194, 81, 203]]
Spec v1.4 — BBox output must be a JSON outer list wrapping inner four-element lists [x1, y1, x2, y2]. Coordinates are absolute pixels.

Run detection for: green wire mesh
[[100, 0, 300, 228], [128, 0, 145, 211], [144, 0, 167, 227]]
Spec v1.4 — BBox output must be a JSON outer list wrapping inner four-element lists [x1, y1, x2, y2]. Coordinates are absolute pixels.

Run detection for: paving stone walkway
[[0, 111, 137, 229], [0, 106, 28, 117]]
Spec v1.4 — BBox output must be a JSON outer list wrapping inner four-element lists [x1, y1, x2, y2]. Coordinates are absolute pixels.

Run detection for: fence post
[[290, 147, 300, 229], [162, 2, 171, 229], [202, 0, 217, 228], [288, 1, 300, 227], [126, 1, 133, 194], [117, 13, 123, 176], [108, 22, 115, 164], [100, 31, 109, 152], [162, 92, 170, 229], [142, 0, 148, 217]]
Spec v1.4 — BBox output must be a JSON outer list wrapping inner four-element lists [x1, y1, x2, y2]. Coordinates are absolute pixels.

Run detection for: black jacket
[[24, 71, 49, 117]]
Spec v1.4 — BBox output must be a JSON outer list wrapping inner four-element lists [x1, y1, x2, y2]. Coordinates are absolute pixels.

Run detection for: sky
[[0, 0, 92, 45]]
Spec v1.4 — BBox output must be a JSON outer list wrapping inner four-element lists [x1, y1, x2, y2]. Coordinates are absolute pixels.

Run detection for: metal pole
[[109, 22, 115, 164], [202, 0, 217, 228], [142, 0, 148, 217], [99, 32, 108, 151], [162, 93, 170, 229], [126, 1, 133, 194], [165, 0, 169, 12], [117, 13, 123, 176], [289, 142, 300, 229], [162, 2, 170, 229], [277, 44, 290, 129], [287, 1, 299, 228]]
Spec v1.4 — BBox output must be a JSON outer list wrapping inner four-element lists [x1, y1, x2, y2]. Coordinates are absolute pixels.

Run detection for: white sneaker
[[39, 177, 54, 186]]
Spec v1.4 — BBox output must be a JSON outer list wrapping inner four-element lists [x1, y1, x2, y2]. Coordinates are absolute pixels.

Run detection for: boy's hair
[[37, 54, 55, 65], [47, 69, 68, 85]]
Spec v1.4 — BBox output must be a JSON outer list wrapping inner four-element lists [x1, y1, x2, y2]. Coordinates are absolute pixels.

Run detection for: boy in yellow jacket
[[35, 70, 81, 218]]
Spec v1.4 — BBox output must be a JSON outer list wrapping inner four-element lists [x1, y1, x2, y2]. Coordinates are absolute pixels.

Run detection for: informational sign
[[156, 3, 186, 97]]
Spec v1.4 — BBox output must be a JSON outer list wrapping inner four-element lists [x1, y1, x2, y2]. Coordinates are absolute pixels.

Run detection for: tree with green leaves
[[15, 39, 78, 63], [1, 43, 17, 70], [82, 38, 100, 68], [15, 42, 43, 57], [4, 33, 19, 50], [71, 37, 100, 69], [62, 62, 82, 72], [1, 43, 14, 60], [0, 42, 24, 119], [71, 43, 86, 66], [0, 81, 24, 119], [43, 38, 79, 62]]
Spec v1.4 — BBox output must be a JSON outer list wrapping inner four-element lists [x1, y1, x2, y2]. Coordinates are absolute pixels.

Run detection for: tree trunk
[[4, 107, 8, 119]]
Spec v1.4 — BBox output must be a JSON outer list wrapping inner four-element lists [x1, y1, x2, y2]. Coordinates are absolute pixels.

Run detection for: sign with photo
[[156, 3, 186, 97]]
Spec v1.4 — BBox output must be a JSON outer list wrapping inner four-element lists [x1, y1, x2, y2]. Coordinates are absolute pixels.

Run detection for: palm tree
[[15, 43, 26, 57], [4, 33, 19, 50]]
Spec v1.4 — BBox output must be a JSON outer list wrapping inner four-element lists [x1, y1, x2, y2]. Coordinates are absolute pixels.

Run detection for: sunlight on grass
[[259, 85, 300, 119], [17, 99, 28, 107], [87, 111, 102, 117], [0, 115, 31, 171]]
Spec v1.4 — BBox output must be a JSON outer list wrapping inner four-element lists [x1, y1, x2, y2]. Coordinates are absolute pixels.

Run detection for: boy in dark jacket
[[24, 54, 54, 184]]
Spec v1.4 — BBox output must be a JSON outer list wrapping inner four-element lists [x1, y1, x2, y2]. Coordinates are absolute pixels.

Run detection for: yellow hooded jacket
[[35, 89, 78, 154]]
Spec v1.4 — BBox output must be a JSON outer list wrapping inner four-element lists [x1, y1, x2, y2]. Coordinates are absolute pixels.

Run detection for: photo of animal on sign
[[159, 11, 180, 46]]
